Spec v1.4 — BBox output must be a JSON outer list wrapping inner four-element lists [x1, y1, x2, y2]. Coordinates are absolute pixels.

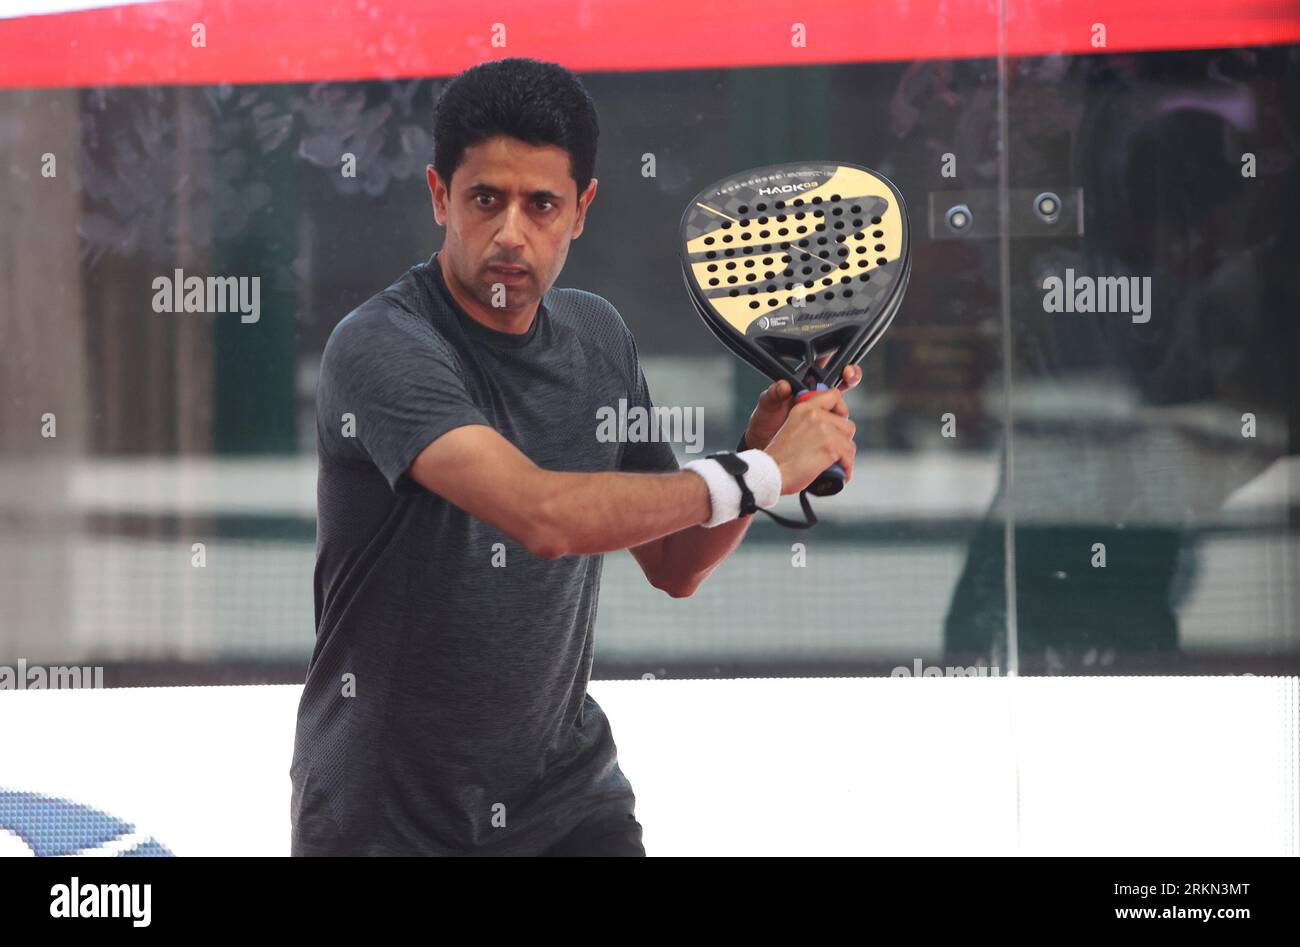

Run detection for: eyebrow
[[466, 182, 564, 201]]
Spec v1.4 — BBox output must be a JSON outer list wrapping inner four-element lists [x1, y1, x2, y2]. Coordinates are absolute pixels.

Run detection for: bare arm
[[630, 376, 862, 597], [630, 517, 752, 598], [407, 423, 710, 562], [408, 386, 856, 594]]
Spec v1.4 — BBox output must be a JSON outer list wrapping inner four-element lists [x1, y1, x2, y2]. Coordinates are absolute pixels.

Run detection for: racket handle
[[794, 383, 847, 497]]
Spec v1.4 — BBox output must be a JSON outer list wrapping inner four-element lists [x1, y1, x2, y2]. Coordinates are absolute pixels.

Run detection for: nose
[[495, 201, 527, 253]]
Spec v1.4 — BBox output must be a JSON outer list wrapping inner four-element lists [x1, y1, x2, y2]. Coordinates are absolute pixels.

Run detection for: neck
[[438, 252, 539, 336]]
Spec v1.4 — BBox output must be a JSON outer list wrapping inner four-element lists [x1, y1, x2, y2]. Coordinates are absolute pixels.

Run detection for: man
[[290, 57, 860, 856]]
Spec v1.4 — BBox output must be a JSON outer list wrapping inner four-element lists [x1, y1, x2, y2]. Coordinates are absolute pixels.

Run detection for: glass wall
[[0, 7, 1294, 685], [991, 39, 1299, 675]]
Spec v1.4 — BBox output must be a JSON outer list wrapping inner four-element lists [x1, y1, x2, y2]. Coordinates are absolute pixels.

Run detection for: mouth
[[487, 264, 529, 279]]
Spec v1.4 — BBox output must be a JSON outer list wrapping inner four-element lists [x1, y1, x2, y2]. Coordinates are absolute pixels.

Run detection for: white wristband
[[683, 449, 782, 527]]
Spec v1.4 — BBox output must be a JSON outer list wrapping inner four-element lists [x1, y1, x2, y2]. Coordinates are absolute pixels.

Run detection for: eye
[[534, 199, 554, 212], [474, 193, 494, 207]]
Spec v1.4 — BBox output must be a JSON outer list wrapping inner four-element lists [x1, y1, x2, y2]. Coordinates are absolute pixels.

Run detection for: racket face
[[680, 161, 910, 387]]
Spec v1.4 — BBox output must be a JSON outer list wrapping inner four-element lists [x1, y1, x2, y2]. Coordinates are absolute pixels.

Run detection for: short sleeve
[[618, 336, 681, 475], [317, 304, 492, 494]]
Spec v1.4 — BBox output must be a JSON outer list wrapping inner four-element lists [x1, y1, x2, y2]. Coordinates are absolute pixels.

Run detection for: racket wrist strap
[[731, 431, 820, 529]]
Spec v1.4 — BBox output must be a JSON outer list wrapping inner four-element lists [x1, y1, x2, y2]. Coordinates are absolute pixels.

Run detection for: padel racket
[[679, 160, 911, 507]]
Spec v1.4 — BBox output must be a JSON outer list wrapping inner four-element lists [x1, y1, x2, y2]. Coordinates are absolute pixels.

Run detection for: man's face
[[427, 135, 597, 313]]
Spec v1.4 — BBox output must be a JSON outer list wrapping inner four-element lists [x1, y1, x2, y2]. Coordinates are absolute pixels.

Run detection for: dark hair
[[432, 57, 599, 197]]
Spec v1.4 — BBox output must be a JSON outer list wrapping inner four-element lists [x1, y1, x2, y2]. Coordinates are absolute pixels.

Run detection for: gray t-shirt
[[290, 250, 678, 855]]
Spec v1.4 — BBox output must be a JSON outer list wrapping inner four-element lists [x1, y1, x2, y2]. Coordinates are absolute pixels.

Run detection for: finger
[[825, 387, 849, 417], [823, 412, 855, 436], [798, 387, 849, 416], [837, 437, 857, 481], [836, 365, 862, 391], [835, 433, 857, 482]]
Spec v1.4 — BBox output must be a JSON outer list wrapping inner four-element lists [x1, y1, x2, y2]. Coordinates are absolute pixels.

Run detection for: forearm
[[652, 516, 753, 594], [646, 427, 763, 589], [530, 468, 711, 558]]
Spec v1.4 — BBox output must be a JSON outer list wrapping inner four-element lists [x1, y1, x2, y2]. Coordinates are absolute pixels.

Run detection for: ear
[[571, 177, 597, 239], [427, 165, 447, 226]]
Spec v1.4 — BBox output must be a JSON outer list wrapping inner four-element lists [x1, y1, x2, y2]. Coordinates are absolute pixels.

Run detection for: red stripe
[[0, 0, 1297, 89]]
